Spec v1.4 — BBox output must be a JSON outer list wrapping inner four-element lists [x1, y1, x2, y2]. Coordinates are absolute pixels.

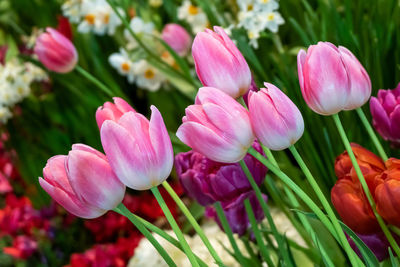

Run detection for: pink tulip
[[248, 83, 304, 150], [297, 42, 350, 115], [34, 28, 78, 73], [96, 97, 135, 129], [176, 87, 254, 163], [162, 23, 192, 56], [338, 46, 371, 110], [100, 106, 173, 190], [192, 26, 251, 98], [39, 144, 125, 219]]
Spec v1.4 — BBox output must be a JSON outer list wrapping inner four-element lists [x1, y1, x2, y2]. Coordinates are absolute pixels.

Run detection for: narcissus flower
[[176, 87, 254, 163], [162, 23, 192, 56], [248, 83, 304, 150], [192, 26, 251, 98], [297, 42, 370, 114], [370, 84, 400, 146], [34, 28, 78, 73], [100, 106, 173, 190], [39, 144, 125, 219]]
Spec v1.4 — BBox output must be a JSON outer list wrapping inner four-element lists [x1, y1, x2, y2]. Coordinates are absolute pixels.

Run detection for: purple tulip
[[370, 83, 400, 146], [205, 191, 267, 236], [347, 231, 394, 261], [175, 141, 267, 206]]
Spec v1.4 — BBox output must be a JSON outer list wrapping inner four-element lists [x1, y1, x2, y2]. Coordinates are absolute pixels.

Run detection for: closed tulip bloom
[[39, 144, 125, 219], [34, 28, 78, 73], [370, 84, 400, 146], [96, 97, 135, 129], [334, 143, 385, 193], [297, 42, 350, 115], [176, 87, 254, 163], [348, 232, 391, 261], [331, 178, 379, 234], [100, 106, 173, 190], [338, 46, 371, 110], [375, 158, 400, 228], [192, 26, 251, 98], [162, 23, 192, 56], [175, 141, 267, 206], [248, 83, 304, 150]]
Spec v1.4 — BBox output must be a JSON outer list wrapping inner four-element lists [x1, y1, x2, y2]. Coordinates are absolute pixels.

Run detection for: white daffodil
[[124, 17, 156, 50], [109, 49, 135, 83], [178, 0, 208, 33], [132, 60, 165, 92]]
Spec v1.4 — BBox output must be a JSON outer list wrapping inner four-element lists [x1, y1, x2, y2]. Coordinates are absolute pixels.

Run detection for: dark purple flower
[[175, 141, 267, 206], [205, 191, 267, 236], [370, 83, 400, 146]]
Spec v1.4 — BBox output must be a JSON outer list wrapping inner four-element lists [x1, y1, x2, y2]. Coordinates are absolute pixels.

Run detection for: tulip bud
[[176, 87, 254, 163], [297, 42, 350, 115], [175, 141, 267, 206], [338, 46, 371, 110], [162, 23, 192, 56], [334, 143, 385, 193], [375, 158, 400, 228], [100, 106, 173, 190], [370, 84, 400, 146], [248, 83, 304, 150], [192, 26, 251, 98], [95, 97, 135, 129], [348, 232, 391, 261], [34, 28, 78, 73], [39, 144, 125, 219], [331, 178, 379, 234]]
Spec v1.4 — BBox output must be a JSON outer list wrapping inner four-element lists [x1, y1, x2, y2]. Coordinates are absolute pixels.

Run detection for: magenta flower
[[100, 106, 173, 190], [248, 83, 304, 150], [162, 23, 192, 56], [175, 141, 267, 206], [176, 87, 254, 163], [39, 144, 125, 219], [34, 28, 78, 73], [192, 26, 251, 98], [370, 83, 400, 146]]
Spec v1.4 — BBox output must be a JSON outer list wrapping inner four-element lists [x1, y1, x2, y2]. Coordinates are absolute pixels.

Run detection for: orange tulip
[[331, 178, 380, 234], [375, 158, 400, 228], [334, 143, 385, 193]]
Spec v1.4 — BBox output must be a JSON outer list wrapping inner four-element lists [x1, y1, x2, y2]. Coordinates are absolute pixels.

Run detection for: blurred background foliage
[[0, 0, 399, 214]]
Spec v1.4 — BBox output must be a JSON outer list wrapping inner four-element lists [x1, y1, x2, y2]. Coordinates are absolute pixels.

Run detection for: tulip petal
[[370, 97, 391, 139], [390, 105, 400, 139]]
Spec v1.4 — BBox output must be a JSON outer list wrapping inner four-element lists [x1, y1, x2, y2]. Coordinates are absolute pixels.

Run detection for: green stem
[[150, 186, 199, 267], [113, 203, 176, 267], [390, 225, 400, 237], [264, 147, 333, 266], [356, 108, 388, 161], [239, 160, 294, 267], [214, 202, 248, 266], [162, 181, 225, 267], [75, 66, 115, 97], [248, 147, 337, 238], [288, 145, 359, 267], [243, 198, 275, 267], [332, 113, 400, 258]]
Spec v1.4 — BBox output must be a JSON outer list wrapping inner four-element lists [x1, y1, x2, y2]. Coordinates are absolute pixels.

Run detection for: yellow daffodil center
[[144, 69, 155, 79], [188, 5, 199, 15], [85, 14, 95, 25], [121, 62, 130, 71]]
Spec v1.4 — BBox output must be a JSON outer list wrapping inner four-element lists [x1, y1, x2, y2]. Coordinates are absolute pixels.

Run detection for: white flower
[[62, 0, 84, 23], [260, 11, 284, 33], [109, 49, 135, 83], [133, 60, 165, 92], [177, 0, 208, 33], [124, 17, 156, 50], [0, 106, 12, 124], [149, 0, 163, 8], [76, 0, 122, 36]]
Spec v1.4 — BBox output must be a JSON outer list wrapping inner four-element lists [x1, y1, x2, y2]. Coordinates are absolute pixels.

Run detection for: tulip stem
[[239, 160, 295, 267], [75, 66, 115, 97], [288, 145, 360, 267], [243, 198, 275, 267], [356, 108, 388, 161], [263, 146, 334, 266], [150, 186, 200, 267], [214, 202, 248, 266], [113, 203, 177, 267], [332, 113, 400, 258], [161, 181, 226, 267]]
